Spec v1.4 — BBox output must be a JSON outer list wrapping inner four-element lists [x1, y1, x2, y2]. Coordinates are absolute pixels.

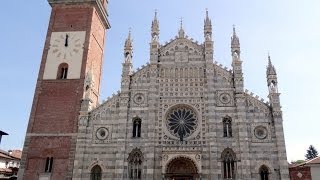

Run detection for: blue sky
[[0, 0, 319, 162]]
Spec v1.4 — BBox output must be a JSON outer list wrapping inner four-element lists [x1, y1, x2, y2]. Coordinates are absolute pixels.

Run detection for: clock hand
[[65, 34, 69, 47]]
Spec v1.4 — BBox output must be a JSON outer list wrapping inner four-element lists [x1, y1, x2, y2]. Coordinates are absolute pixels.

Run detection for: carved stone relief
[[251, 123, 271, 143], [216, 90, 234, 107], [93, 125, 112, 144]]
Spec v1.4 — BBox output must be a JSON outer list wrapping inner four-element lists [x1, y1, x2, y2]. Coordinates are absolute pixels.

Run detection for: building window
[[221, 148, 236, 179], [44, 157, 53, 173], [132, 118, 141, 138], [259, 165, 269, 180], [90, 165, 102, 180], [57, 63, 68, 79], [223, 116, 232, 137], [128, 148, 143, 179]]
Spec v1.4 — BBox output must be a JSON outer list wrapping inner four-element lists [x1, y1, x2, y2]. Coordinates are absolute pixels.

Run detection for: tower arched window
[[221, 148, 237, 179], [90, 165, 102, 180], [223, 116, 232, 137], [259, 165, 269, 180], [57, 63, 68, 79], [128, 148, 143, 179], [132, 118, 141, 138], [44, 157, 53, 173]]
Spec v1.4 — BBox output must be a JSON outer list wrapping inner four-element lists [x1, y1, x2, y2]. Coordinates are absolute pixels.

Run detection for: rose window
[[166, 106, 198, 140], [96, 127, 109, 140], [254, 126, 268, 140]]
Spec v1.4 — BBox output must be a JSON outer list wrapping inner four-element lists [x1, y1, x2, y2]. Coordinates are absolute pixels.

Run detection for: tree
[[305, 145, 318, 160], [290, 160, 305, 165]]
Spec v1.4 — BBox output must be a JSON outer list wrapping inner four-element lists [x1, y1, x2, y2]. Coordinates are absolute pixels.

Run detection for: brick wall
[[289, 166, 311, 180]]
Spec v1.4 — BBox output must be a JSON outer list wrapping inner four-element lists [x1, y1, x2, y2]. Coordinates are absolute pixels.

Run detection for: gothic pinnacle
[[267, 54, 277, 75], [204, 9, 211, 26], [151, 10, 160, 40], [178, 17, 185, 38], [125, 29, 132, 48]]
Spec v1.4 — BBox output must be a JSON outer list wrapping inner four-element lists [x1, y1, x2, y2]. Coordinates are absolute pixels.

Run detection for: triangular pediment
[[159, 37, 204, 57]]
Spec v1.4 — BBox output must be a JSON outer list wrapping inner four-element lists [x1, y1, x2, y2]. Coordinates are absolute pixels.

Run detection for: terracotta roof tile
[[10, 150, 22, 159], [306, 156, 320, 164], [0, 149, 21, 160], [0, 152, 14, 160]]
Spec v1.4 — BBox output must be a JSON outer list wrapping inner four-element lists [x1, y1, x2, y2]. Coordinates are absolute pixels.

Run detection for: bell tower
[[18, 0, 110, 179]]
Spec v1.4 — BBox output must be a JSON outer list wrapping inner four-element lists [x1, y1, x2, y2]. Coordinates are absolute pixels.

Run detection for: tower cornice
[[48, 0, 110, 29]]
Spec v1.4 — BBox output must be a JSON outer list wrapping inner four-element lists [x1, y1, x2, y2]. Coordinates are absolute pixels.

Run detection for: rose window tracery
[[166, 106, 198, 140]]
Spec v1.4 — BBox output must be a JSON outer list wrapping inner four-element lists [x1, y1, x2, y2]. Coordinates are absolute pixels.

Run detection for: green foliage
[[291, 160, 305, 164], [305, 145, 319, 160]]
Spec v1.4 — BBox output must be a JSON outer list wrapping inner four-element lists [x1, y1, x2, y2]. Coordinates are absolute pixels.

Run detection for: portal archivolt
[[165, 156, 199, 180]]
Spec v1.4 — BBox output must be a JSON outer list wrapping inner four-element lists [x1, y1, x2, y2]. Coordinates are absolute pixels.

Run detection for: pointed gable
[[159, 37, 204, 63]]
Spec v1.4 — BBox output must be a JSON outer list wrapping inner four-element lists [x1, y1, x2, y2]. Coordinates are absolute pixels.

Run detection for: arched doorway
[[165, 157, 199, 180]]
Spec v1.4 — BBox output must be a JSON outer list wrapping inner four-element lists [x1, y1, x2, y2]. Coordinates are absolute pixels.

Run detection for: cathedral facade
[[19, 1, 289, 180]]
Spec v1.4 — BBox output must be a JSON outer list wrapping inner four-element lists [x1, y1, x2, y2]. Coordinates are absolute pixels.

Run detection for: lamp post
[[0, 130, 9, 145]]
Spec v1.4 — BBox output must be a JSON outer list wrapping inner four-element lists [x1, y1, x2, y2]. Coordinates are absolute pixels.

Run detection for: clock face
[[43, 31, 86, 80], [51, 33, 83, 60]]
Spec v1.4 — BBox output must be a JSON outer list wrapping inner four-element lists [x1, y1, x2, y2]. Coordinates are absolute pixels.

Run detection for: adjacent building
[[0, 150, 21, 179], [289, 157, 320, 180]]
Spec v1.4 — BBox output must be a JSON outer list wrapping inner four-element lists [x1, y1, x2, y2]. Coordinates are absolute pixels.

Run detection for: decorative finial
[[204, 9, 212, 38], [178, 17, 185, 38], [231, 25, 240, 46], [268, 52, 272, 65], [151, 11, 160, 41], [266, 52, 276, 75], [124, 28, 133, 51], [206, 8, 209, 18], [125, 27, 131, 42]]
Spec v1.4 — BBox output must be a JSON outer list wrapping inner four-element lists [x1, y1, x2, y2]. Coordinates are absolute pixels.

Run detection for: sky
[[0, 0, 319, 162]]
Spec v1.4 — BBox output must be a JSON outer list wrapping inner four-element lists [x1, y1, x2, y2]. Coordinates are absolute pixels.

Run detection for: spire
[[122, 30, 133, 78], [267, 54, 277, 75], [266, 54, 278, 94], [151, 10, 159, 41], [204, 9, 212, 27], [124, 29, 133, 62], [266, 55, 281, 114], [203, 9, 214, 62], [178, 18, 185, 38], [231, 25, 240, 46], [231, 25, 240, 56], [204, 9, 212, 41], [125, 29, 132, 49]]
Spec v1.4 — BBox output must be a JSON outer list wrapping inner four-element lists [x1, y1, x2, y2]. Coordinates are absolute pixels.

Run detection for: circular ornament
[[219, 93, 231, 104], [96, 127, 109, 140], [133, 93, 144, 104], [254, 126, 268, 140], [166, 106, 198, 139]]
